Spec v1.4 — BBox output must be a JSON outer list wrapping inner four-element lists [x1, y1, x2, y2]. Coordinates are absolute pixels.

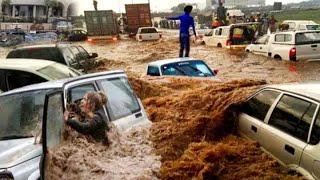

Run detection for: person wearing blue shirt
[[167, 5, 197, 57]]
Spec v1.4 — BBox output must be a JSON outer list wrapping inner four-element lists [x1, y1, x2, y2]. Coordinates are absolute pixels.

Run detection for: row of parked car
[[1, 42, 320, 179]]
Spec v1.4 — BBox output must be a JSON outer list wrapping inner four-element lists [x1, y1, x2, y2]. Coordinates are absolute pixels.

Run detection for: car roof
[[13, 43, 72, 50], [266, 82, 320, 101], [273, 30, 320, 34], [0, 59, 55, 71], [283, 20, 317, 24], [148, 58, 200, 67], [0, 70, 125, 97]]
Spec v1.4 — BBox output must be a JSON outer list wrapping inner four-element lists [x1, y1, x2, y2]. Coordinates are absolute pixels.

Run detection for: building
[[0, 0, 79, 23], [223, 0, 265, 8]]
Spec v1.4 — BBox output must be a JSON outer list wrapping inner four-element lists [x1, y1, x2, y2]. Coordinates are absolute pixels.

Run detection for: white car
[[246, 30, 320, 61], [147, 58, 218, 78], [205, 23, 259, 49], [0, 70, 150, 180], [0, 59, 82, 92], [136, 27, 162, 41], [239, 83, 320, 180], [282, 20, 320, 31]]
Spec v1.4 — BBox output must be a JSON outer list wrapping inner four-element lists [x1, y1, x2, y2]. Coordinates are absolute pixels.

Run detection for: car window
[[256, 35, 269, 44], [6, 70, 47, 91], [99, 77, 140, 121], [140, 28, 157, 34], [243, 90, 280, 121], [46, 93, 64, 149], [310, 112, 320, 145], [0, 70, 7, 92], [0, 90, 51, 140], [275, 34, 292, 42], [269, 95, 317, 142], [61, 47, 77, 64], [215, 28, 222, 36], [296, 32, 320, 45], [147, 66, 160, 76], [68, 84, 96, 103], [76, 46, 90, 59], [161, 61, 214, 77], [7, 48, 66, 65], [37, 63, 80, 80]]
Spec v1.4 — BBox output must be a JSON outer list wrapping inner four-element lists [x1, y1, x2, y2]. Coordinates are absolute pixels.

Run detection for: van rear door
[[295, 31, 320, 60]]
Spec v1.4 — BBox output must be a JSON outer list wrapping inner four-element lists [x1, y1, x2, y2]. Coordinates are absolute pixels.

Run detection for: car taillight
[[226, 39, 232, 46], [289, 47, 297, 61], [87, 38, 93, 42], [213, 69, 219, 75], [139, 35, 142, 39]]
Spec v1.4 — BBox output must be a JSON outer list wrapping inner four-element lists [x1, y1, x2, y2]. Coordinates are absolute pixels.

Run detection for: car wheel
[[274, 55, 282, 60], [217, 43, 222, 48]]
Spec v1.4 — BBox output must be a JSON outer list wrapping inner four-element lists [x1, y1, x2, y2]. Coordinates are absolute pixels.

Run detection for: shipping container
[[84, 10, 118, 36], [125, 4, 152, 34]]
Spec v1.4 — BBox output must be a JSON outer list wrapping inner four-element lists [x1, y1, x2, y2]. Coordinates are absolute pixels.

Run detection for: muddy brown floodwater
[[1, 30, 316, 179]]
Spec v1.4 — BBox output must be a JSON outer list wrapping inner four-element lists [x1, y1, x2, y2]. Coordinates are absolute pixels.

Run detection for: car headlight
[[0, 170, 14, 180]]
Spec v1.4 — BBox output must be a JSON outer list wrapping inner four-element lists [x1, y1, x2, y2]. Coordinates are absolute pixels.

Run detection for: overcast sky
[[79, 0, 306, 13]]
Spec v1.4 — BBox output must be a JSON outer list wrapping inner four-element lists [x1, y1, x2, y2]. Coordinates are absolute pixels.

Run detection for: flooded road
[[0, 30, 314, 179]]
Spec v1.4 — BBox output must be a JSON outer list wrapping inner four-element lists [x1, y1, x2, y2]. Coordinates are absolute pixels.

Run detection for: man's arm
[[166, 16, 180, 20], [191, 18, 197, 37]]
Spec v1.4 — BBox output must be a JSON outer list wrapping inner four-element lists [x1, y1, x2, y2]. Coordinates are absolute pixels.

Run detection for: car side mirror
[[213, 69, 219, 75], [90, 53, 98, 58]]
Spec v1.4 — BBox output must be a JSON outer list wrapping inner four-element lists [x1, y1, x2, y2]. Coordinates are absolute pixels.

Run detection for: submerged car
[[6, 44, 99, 72], [136, 27, 162, 42], [68, 29, 88, 41], [0, 59, 82, 92], [147, 58, 218, 78], [239, 83, 320, 180], [0, 70, 150, 180]]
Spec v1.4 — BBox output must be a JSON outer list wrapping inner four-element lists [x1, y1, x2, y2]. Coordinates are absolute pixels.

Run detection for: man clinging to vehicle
[[166, 5, 197, 58]]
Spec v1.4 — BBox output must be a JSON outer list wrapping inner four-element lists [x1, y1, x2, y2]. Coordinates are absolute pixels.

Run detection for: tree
[[170, 3, 200, 14], [44, 0, 58, 22], [1, 0, 11, 15]]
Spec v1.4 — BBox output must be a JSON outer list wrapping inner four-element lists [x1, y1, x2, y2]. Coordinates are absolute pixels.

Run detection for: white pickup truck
[[246, 30, 320, 61]]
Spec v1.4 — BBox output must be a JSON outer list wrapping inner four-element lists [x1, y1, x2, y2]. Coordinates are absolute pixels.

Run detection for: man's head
[[184, 5, 193, 14]]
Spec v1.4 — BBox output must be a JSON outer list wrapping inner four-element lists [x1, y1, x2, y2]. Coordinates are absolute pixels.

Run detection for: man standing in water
[[167, 5, 197, 57]]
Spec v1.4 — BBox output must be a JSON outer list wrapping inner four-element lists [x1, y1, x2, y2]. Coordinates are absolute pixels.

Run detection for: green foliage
[[273, 9, 320, 24], [170, 3, 200, 14], [44, 0, 58, 8]]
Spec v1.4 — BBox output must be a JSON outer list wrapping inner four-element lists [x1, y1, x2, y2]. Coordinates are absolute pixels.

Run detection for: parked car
[[239, 83, 320, 180], [0, 59, 82, 92], [68, 29, 88, 41], [245, 30, 320, 61], [204, 23, 259, 49], [282, 20, 320, 31], [136, 27, 162, 41], [6, 44, 99, 72], [147, 58, 218, 78], [0, 70, 150, 180]]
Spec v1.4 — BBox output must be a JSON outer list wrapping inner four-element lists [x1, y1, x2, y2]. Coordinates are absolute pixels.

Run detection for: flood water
[[0, 30, 313, 179]]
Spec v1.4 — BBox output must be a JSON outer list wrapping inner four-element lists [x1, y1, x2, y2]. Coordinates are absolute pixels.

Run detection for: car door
[[300, 110, 320, 180], [262, 93, 318, 167], [239, 89, 281, 142], [252, 35, 269, 56], [41, 91, 64, 180]]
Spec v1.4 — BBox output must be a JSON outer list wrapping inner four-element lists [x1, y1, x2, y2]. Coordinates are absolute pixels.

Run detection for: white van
[[204, 23, 259, 49], [282, 20, 320, 31]]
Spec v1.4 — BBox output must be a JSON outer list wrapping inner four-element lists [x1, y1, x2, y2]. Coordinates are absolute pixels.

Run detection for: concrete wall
[[0, 22, 53, 31]]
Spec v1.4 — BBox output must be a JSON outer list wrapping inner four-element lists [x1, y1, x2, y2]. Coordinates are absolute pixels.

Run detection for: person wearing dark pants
[[167, 5, 197, 57]]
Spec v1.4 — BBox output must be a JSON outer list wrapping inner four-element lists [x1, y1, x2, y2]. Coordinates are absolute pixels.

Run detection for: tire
[[217, 43, 222, 48], [274, 55, 282, 60]]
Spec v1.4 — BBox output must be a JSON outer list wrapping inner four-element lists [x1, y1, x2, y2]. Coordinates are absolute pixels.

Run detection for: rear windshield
[[7, 47, 65, 64], [140, 28, 157, 34], [296, 32, 320, 45], [161, 60, 214, 77], [37, 63, 82, 80], [306, 25, 320, 30]]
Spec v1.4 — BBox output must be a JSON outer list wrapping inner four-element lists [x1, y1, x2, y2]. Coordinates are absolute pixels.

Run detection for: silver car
[[0, 70, 150, 180], [239, 83, 320, 180]]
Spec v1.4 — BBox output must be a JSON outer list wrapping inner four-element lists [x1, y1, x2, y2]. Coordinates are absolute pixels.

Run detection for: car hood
[[0, 138, 42, 169]]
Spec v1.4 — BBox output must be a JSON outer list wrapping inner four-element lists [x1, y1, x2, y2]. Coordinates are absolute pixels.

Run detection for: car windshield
[[306, 25, 320, 30], [161, 60, 214, 77], [0, 90, 51, 140], [37, 63, 82, 80], [296, 31, 320, 44]]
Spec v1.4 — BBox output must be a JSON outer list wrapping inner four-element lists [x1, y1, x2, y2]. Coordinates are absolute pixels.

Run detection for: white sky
[[79, 0, 306, 13]]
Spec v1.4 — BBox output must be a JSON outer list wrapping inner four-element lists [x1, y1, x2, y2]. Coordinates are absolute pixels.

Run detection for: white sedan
[[136, 27, 162, 41]]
